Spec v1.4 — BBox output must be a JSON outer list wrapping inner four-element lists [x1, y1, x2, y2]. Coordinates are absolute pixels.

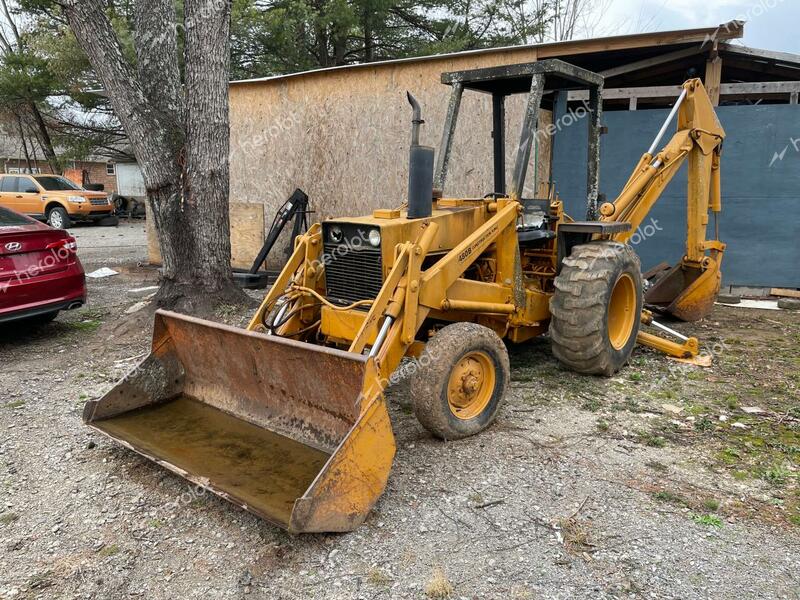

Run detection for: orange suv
[[0, 173, 114, 229]]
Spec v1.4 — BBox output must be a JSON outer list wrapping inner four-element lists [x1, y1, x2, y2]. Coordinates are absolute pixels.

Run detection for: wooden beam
[[771, 288, 800, 299], [569, 81, 800, 101], [570, 86, 683, 101], [718, 42, 800, 68], [535, 22, 743, 60], [720, 81, 800, 94], [723, 56, 800, 80], [705, 56, 722, 106], [628, 97, 638, 111], [791, 92, 799, 105], [600, 46, 707, 79]]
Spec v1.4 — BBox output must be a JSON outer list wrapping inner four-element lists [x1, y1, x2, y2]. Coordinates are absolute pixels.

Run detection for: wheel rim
[[607, 272, 637, 350], [447, 351, 495, 420], [50, 211, 63, 228]]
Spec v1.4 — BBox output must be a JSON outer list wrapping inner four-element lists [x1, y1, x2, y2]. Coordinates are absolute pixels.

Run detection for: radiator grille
[[323, 244, 383, 305], [90, 198, 108, 206]]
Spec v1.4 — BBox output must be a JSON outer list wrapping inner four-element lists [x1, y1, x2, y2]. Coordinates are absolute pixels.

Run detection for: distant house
[[0, 129, 145, 197]]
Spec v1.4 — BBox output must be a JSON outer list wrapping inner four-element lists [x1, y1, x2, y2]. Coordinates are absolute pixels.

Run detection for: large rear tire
[[410, 322, 509, 440], [549, 241, 642, 376]]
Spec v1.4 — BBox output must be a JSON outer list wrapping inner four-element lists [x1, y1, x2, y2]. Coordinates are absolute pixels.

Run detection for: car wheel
[[47, 207, 72, 229]]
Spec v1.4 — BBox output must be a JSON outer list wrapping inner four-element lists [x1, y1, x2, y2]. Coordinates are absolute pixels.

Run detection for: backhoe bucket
[[83, 310, 395, 533], [644, 254, 723, 322]]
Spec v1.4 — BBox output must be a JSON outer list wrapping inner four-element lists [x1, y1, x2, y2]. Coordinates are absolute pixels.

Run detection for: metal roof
[[230, 21, 746, 87]]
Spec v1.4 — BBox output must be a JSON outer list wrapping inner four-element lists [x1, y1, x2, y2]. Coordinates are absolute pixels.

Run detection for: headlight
[[67, 195, 85, 204], [329, 226, 343, 243], [368, 229, 381, 248]]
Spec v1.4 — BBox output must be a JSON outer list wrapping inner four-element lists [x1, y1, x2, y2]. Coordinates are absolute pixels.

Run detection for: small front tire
[[409, 322, 510, 440]]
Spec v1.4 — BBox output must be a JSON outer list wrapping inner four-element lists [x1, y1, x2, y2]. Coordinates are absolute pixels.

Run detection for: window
[[0, 176, 21, 193], [33, 175, 81, 191], [106, 162, 115, 175], [19, 177, 39, 193], [0, 205, 31, 226]]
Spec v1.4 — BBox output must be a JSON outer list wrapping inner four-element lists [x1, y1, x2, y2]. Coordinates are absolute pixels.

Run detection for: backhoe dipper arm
[[598, 79, 725, 263]]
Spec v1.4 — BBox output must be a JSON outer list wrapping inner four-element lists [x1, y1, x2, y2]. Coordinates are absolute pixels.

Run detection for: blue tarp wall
[[550, 104, 800, 288]]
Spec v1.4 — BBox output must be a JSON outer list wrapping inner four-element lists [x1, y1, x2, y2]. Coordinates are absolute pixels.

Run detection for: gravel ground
[[1, 223, 798, 599]]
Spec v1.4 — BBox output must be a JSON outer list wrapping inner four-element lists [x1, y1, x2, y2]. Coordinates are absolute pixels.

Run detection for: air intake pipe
[[406, 92, 434, 219]]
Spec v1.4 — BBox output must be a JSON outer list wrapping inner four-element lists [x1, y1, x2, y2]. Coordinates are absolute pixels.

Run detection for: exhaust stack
[[406, 92, 434, 219]]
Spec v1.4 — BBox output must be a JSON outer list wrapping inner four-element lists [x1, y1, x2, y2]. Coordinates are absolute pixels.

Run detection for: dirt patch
[[1, 260, 798, 599]]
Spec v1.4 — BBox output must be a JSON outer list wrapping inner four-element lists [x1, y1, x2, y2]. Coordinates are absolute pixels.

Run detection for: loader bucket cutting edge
[[83, 310, 396, 533]]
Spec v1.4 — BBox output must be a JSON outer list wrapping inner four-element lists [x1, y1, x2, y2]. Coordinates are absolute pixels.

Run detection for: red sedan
[[0, 205, 86, 324]]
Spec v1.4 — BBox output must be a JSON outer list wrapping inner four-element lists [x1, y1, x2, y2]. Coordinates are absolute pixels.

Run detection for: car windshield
[[34, 176, 82, 191], [0, 206, 31, 226]]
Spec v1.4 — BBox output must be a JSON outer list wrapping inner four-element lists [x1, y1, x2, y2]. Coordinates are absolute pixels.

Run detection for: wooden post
[[705, 56, 723, 106]]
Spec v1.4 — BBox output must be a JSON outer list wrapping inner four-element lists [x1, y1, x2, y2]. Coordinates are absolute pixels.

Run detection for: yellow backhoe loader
[[84, 60, 726, 533]]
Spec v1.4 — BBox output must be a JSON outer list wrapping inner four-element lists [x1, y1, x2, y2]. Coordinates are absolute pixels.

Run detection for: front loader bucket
[[644, 255, 722, 322], [83, 310, 395, 533]]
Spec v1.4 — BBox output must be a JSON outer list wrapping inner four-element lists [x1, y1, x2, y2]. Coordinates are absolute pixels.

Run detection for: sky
[[590, 0, 799, 54]]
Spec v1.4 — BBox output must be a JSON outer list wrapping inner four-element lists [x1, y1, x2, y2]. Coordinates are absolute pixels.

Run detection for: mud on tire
[[410, 322, 510, 440], [549, 241, 643, 376]]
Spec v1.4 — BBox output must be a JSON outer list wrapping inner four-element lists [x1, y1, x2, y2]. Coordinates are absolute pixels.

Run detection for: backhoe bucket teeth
[[644, 255, 722, 322], [83, 310, 395, 533]]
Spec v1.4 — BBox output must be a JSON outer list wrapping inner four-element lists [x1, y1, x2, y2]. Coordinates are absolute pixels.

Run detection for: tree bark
[[62, 0, 247, 314]]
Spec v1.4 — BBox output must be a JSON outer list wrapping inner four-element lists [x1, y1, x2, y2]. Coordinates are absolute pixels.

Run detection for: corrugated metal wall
[[551, 104, 800, 288]]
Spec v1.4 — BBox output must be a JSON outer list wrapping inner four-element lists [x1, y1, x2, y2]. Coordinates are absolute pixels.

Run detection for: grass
[[703, 499, 720, 512], [366, 567, 392, 586], [653, 491, 688, 506], [645, 460, 669, 473], [694, 417, 715, 432], [763, 465, 790, 487], [424, 567, 453, 598], [638, 431, 667, 448], [558, 516, 595, 554], [27, 571, 53, 590], [3, 399, 25, 409], [78, 307, 105, 320], [98, 543, 120, 557], [65, 319, 102, 333], [0, 512, 19, 525], [596, 419, 609, 433], [692, 513, 723, 527], [581, 397, 602, 412]]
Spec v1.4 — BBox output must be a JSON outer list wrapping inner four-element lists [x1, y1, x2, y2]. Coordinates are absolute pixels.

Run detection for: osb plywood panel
[[146, 202, 265, 269], [229, 202, 265, 269], [228, 47, 564, 236]]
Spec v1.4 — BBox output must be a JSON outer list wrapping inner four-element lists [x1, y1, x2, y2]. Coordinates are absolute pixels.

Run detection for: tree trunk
[[63, 0, 247, 314], [183, 0, 237, 293], [27, 101, 61, 174], [16, 114, 33, 173]]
